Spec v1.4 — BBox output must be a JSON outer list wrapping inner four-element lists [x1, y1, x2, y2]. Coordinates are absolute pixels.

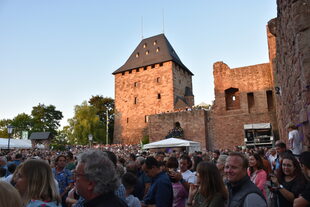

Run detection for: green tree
[[11, 113, 32, 138], [67, 101, 102, 145], [0, 119, 12, 138], [88, 95, 114, 143], [31, 104, 63, 136]]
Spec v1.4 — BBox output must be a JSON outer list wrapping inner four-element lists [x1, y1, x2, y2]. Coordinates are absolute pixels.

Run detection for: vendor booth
[[143, 138, 201, 153]]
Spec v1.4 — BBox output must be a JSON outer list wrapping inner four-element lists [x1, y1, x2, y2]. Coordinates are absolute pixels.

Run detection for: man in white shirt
[[288, 124, 303, 156], [168, 154, 196, 191], [267, 148, 277, 170]]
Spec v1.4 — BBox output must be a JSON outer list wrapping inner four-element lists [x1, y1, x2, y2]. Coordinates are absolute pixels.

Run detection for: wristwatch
[[278, 184, 284, 189]]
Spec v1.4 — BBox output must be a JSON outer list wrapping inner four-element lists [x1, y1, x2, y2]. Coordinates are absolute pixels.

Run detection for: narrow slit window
[[247, 92, 254, 113], [266, 90, 273, 111], [157, 93, 161, 99]]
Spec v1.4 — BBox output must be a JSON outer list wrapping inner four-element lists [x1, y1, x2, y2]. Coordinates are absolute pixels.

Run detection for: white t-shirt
[[181, 170, 195, 184], [267, 154, 277, 169], [288, 129, 302, 155]]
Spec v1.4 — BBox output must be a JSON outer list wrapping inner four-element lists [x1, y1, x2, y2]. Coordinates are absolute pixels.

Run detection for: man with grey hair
[[74, 150, 128, 207]]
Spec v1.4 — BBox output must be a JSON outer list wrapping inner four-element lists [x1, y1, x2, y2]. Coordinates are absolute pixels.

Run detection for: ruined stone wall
[[148, 109, 208, 150], [172, 63, 194, 108], [114, 61, 175, 143], [210, 61, 277, 149], [272, 0, 310, 146]]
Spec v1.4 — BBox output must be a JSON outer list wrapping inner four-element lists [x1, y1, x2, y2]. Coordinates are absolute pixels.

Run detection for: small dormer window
[[145, 50, 149, 55], [156, 47, 160, 52], [153, 41, 157, 45], [136, 53, 139, 58], [143, 43, 147, 48]]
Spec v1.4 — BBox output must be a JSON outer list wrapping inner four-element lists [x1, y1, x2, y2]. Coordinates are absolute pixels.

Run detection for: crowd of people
[[0, 140, 309, 207]]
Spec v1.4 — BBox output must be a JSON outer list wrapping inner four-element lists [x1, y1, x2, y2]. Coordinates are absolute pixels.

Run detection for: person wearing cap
[[293, 151, 310, 207]]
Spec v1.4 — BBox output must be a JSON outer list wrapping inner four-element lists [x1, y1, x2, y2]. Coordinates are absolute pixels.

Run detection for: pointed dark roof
[[29, 132, 53, 140], [113, 34, 193, 75]]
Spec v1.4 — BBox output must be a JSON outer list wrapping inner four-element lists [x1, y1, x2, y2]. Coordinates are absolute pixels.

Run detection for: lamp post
[[7, 125, 14, 150], [88, 134, 93, 148], [106, 108, 109, 145]]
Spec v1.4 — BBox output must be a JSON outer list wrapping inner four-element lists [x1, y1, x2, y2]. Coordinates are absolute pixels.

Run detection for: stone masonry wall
[[114, 61, 175, 143], [210, 61, 277, 149], [272, 0, 310, 146], [172, 63, 195, 107], [148, 109, 208, 150]]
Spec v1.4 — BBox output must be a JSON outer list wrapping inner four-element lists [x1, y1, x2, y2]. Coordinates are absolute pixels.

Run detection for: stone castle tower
[[113, 34, 194, 144]]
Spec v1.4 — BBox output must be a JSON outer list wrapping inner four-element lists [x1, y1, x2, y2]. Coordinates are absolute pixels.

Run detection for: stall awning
[[244, 123, 271, 130]]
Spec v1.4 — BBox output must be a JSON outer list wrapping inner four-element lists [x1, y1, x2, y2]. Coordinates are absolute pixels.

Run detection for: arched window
[[225, 87, 240, 110]]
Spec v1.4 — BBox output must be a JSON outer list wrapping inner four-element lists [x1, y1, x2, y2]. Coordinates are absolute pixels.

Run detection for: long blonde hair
[[0, 181, 23, 207], [18, 159, 61, 205]]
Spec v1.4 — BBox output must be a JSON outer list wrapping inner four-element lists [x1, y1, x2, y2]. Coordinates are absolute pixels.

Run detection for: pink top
[[172, 182, 188, 207], [247, 169, 267, 198]]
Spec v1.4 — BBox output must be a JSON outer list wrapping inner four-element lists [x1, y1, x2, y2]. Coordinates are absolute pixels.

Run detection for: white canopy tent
[[0, 138, 32, 149], [143, 138, 201, 153]]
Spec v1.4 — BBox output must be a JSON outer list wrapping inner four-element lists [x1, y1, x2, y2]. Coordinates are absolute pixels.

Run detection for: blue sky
[[0, 0, 277, 127]]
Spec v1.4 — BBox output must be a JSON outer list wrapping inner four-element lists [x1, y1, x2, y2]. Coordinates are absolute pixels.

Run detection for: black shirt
[[278, 176, 306, 207], [84, 192, 128, 207]]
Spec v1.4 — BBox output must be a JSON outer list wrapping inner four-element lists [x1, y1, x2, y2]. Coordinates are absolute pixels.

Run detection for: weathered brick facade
[[113, 2, 310, 150], [210, 60, 278, 149], [113, 34, 194, 144], [271, 0, 310, 147], [148, 109, 208, 149]]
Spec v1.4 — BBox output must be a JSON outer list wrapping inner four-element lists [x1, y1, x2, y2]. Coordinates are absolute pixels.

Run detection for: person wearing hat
[[287, 123, 303, 156], [293, 151, 310, 207]]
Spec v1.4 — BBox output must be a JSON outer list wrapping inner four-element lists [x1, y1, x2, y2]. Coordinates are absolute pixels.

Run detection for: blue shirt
[[26, 200, 62, 207], [143, 172, 173, 207], [115, 183, 126, 201], [52, 168, 73, 194]]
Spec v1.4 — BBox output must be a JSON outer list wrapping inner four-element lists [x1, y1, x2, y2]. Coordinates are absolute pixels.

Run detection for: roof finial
[[141, 16, 144, 39], [162, 8, 165, 34]]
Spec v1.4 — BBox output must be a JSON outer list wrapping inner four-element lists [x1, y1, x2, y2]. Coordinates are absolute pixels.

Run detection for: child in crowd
[[122, 172, 141, 207]]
